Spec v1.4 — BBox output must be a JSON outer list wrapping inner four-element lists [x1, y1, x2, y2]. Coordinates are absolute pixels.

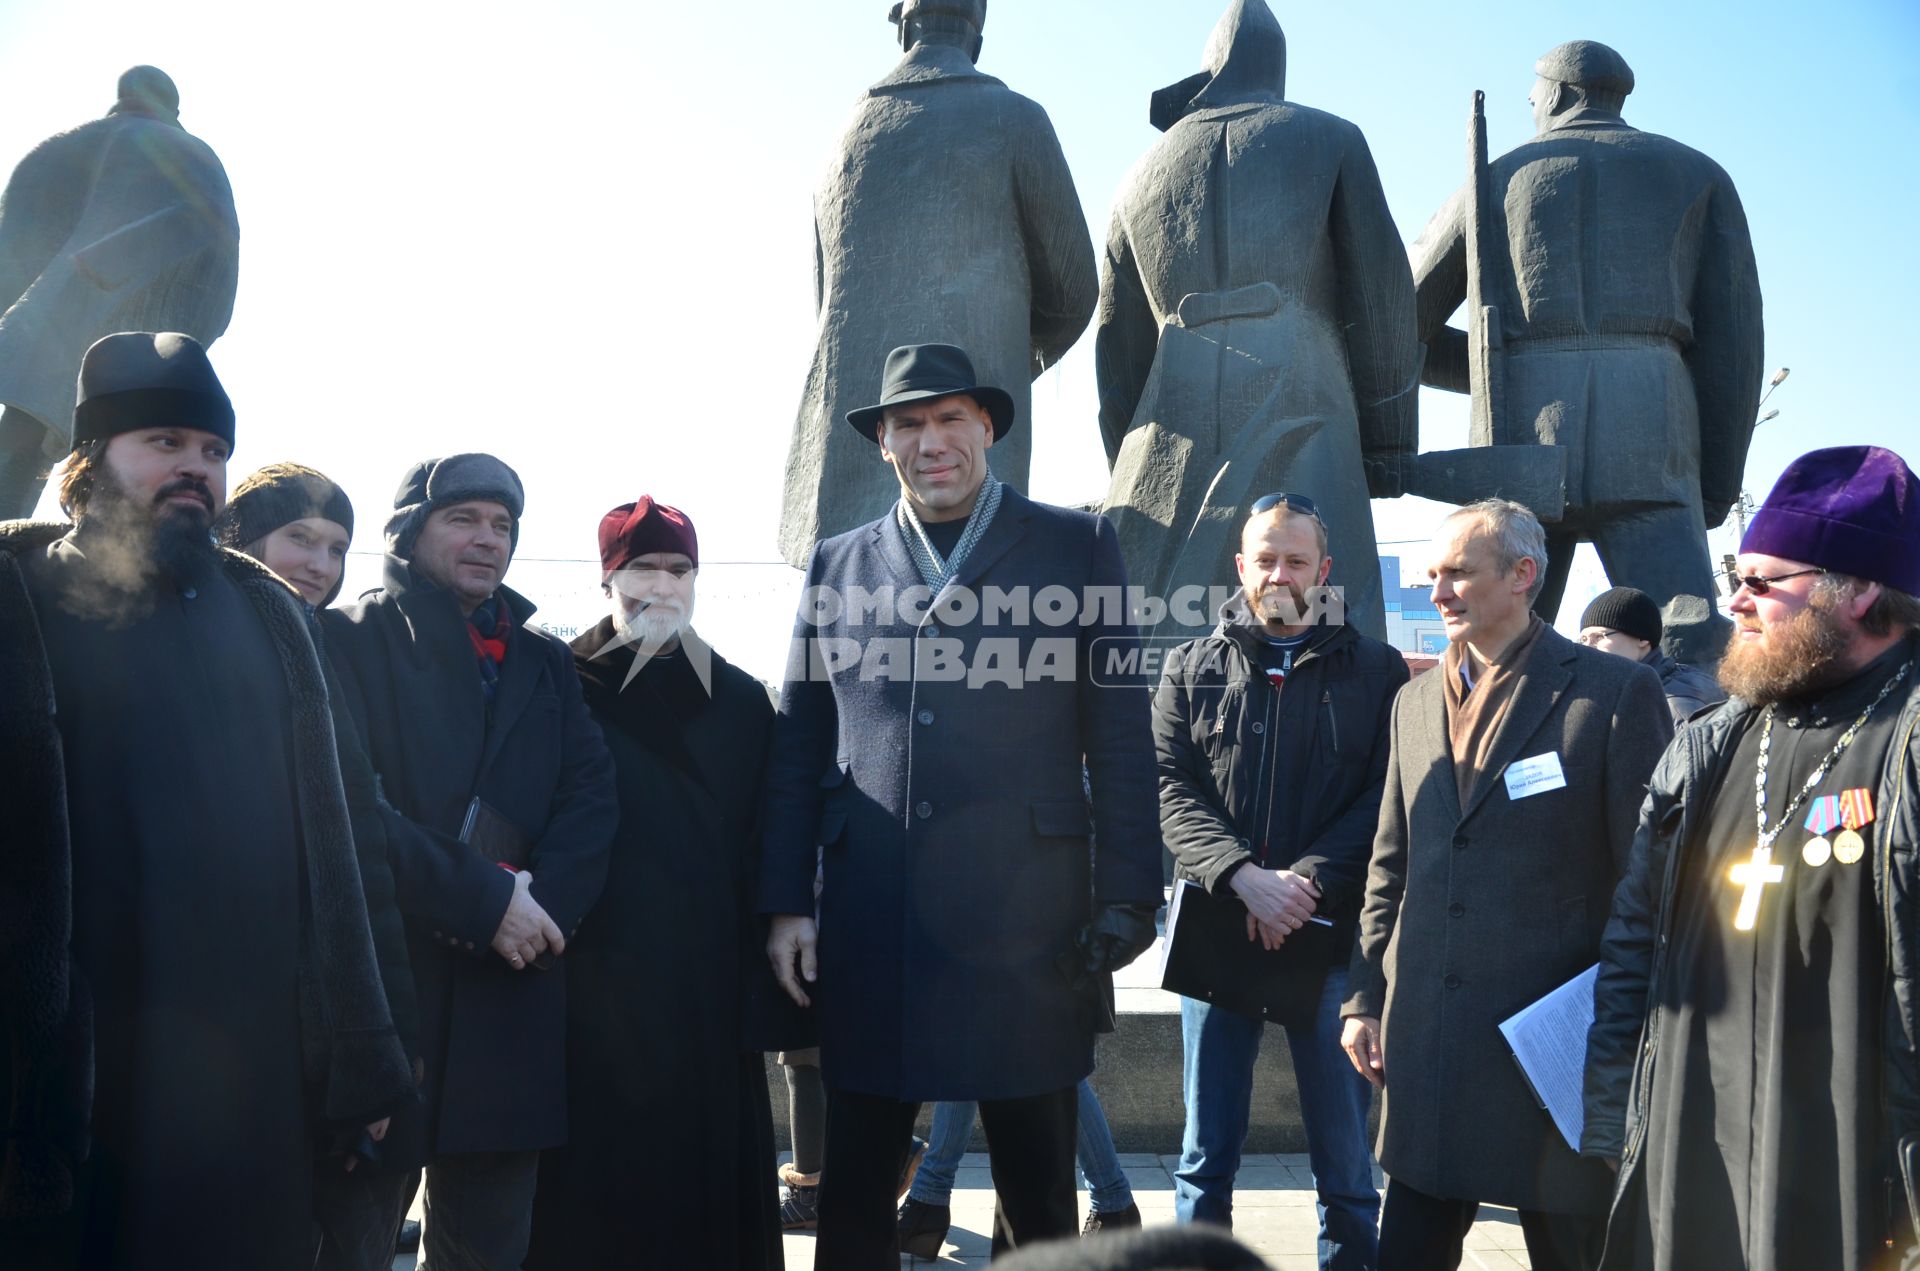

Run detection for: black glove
[[1075, 903, 1159, 979]]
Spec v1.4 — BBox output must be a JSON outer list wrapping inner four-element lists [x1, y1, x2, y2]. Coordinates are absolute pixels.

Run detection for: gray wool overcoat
[[1344, 624, 1671, 1213]]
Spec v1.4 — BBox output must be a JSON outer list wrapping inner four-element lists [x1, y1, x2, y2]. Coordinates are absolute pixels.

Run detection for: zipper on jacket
[[1323, 689, 1339, 756], [1876, 701, 1920, 1247]]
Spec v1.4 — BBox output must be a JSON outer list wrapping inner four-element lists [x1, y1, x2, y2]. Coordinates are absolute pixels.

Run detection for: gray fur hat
[[384, 453, 524, 559]]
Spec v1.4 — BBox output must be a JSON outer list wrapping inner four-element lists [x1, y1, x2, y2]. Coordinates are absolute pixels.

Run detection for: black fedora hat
[[845, 343, 1016, 442]]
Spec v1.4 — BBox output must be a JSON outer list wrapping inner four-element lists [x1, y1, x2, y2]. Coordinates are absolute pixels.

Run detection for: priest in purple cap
[[525, 497, 785, 1270], [1584, 445, 1920, 1269]]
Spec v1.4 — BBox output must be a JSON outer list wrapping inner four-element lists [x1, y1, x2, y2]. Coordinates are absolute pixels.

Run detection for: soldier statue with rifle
[[1410, 40, 1764, 664]]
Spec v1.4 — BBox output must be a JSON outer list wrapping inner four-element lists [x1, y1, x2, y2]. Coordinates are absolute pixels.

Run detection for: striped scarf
[[896, 475, 1002, 594]]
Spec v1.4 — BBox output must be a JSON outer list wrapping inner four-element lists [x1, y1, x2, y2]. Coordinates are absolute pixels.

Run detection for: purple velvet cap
[[1742, 445, 1920, 594]]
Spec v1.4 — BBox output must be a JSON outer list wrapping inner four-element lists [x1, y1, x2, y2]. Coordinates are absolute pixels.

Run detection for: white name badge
[[1504, 752, 1568, 800]]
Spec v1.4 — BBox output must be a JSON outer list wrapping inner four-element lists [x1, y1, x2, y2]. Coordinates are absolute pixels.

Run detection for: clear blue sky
[[0, 0, 1913, 669]]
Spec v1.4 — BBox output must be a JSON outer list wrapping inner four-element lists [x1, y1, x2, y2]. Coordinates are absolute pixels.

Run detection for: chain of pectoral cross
[[1731, 659, 1912, 931]]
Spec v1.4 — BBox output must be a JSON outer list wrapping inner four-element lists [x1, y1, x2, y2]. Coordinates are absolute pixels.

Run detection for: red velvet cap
[[598, 496, 698, 578]]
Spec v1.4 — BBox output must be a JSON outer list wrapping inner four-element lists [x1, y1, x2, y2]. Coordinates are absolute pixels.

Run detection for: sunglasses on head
[[1722, 566, 1828, 597], [1249, 491, 1321, 519]]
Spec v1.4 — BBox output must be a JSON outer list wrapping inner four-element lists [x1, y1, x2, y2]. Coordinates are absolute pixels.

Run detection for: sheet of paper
[[1497, 963, 1599, 1153], [1504, 751, 1568, 800]]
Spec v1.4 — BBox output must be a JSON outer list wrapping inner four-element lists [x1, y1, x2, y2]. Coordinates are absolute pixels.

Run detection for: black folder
[[1159, 879, 1341, 1027]]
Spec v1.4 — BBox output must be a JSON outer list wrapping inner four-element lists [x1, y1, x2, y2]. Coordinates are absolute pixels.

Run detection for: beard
[[614, 597, 690, 651], [1248, 580, 1312, 626], [1718, 597, 1852, 706], [61, 466, 217, 622]]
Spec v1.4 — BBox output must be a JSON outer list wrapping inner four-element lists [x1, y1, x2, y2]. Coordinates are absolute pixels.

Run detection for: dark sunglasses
[[1249, 491, 1321, 519], [1723, 566, 1828, 597]]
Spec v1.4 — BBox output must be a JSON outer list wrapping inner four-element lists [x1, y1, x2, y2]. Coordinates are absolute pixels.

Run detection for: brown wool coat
[[1345, 624, 1671, 1213]]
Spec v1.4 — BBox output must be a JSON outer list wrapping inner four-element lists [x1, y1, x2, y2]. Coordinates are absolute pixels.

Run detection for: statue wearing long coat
[[1411, 104, 1762, 662], [0, 99, 238, 455], [778, 41, 1095, 568], [1097, 0, 1418, 644]]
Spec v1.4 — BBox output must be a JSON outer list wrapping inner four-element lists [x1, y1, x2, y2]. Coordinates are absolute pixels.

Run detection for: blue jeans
[[1175, 965, 1379, 1271], [911, 1078, 1132, 1213]]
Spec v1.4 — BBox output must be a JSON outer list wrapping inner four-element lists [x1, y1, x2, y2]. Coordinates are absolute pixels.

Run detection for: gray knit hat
[[384, 453, 524, 559]]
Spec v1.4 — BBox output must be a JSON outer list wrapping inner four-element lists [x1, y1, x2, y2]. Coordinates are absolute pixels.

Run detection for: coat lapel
[[944, 486, 1034, 596], [479, 588, 543, 777], [1460, 630, 1578, 823], [1413, 669, 1464, 824], [870, 513, 924, 594]]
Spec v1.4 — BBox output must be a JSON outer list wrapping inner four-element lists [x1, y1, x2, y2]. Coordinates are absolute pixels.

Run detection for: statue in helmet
[[777, 0, 1096, 567], [1096, 0, 1420, 642], [1409, 40, 1763, 663], [0, 66, 240, 518]]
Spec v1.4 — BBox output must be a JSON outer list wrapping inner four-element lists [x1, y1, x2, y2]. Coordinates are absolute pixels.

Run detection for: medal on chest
[[1835, 787, 1875, 864], [1730, 661, 1910, 931]]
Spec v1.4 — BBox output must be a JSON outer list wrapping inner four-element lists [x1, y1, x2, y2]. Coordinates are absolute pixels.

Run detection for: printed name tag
[[1504, 752, 1568, 800]]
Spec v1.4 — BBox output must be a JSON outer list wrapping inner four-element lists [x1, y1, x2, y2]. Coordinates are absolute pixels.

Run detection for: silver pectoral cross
[[1729, 844, 1786, 931]]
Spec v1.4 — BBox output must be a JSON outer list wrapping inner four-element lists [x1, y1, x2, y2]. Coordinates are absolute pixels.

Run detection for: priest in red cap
[[1585, 445, 1920, 1270], [526, 497, 785, 1270]]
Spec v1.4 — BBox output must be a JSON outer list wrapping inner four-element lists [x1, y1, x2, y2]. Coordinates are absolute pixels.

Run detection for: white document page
[[1497, 963, 1600, 1153]]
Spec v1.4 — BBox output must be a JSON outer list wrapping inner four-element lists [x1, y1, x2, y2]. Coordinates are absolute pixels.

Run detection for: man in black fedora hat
[[0, 332, 412, 1269], [763, 342, 1164, 1265]]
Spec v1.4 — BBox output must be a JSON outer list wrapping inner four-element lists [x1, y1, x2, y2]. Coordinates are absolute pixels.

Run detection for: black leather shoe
[[897, 1197, 951, 1260], [1082, 1201, 1141, 1236]]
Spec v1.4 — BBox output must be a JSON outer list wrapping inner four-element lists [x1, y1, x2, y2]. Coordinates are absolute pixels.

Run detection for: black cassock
[[525, 620, 781, 1271], [1632, 644, 1911, 1270], [24, 534, 309, 1269]]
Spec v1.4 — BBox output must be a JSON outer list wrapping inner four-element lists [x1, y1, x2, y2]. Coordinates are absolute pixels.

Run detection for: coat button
[[923, 624, 942, 639], [1444, 973, 1461, 989], [183, 587, 198, 600], [917, 709, 934, 725], [915, 801, 932, 819], [1452, 834, 1468, 850], [1448, 902, 1464, 917], [1251, 721, 1264, 734]]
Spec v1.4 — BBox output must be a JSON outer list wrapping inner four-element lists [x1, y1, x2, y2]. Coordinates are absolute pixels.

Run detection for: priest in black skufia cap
[[0, 331, 412, 1269]]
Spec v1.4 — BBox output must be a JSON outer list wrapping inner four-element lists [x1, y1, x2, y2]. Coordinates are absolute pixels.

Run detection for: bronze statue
[[0, 66, 240, 518], [1410, 41, 1763, 663], [1095, 0, 1419, 641], [777, 0, 1095, 567]]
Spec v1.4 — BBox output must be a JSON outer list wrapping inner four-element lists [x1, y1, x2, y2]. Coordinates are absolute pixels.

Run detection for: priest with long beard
[[1584, 445, 1920, 1269], [0, 333, 409, 1268], [526, 497, 783, 1270]]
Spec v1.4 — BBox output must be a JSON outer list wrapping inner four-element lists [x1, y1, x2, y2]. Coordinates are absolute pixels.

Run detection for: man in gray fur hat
[[322, 454, 616, 1271]]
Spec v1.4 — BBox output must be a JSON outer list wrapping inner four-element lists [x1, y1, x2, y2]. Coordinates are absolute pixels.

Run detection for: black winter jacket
[[1584, 644, 1920, 1249], [1152, 601, 1408, 961]]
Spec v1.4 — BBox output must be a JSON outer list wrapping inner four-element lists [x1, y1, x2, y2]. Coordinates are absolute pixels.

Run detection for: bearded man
[[527, 497, 782, 1270], [1584, 445, 1920, 1269], [1153, 493, 1406, 1266], [0, 332, 410, 1269]]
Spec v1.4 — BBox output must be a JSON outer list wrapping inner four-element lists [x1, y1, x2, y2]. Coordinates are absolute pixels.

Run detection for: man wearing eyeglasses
[[1342, 498, 1669, 1270], [1153, 493, 1408, 1267], [1585, 446, 1920, 1270], [1577, 587, 1726, 725]]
